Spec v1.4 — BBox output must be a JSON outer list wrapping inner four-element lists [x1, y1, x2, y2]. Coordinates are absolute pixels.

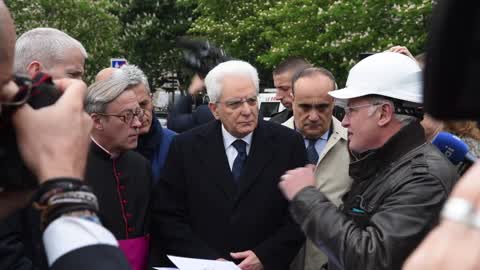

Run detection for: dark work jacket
[[151, 120, 307, 270], [85, 142, 152, 239], [290, 121, 458, 270], [269, 109, 292, 124]]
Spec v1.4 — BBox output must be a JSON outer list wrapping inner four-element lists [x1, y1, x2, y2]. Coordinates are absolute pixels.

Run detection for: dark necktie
[[306, 139, 319, 165], [232, 139, 247, 182]]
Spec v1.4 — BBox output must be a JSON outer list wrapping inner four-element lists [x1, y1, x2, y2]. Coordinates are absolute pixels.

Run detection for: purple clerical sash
[[118, 234, 150, 270]]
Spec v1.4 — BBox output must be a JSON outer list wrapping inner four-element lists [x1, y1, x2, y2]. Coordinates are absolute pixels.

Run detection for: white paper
[[166, 255, 241, 270], [153, 268, 178, 270]]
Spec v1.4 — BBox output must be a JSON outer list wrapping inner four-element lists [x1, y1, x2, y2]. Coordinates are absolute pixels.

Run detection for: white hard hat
[[329, 52, 422, 104]]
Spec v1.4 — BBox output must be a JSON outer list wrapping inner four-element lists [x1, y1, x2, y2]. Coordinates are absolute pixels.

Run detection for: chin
[[129, 142, 138, 149]]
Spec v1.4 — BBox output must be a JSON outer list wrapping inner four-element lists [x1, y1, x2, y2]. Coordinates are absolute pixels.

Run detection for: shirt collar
[[303, 128, 330, 142], [221, 124, 253, 149], [90, 136, 119, 159]]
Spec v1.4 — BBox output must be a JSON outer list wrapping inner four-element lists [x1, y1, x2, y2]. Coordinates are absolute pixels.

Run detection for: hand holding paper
[[230, 250, 264, 270]]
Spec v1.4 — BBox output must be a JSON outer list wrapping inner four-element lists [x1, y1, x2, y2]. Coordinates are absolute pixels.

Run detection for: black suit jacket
[[51, 245, 130, 270], [151, 120, 307, 270]]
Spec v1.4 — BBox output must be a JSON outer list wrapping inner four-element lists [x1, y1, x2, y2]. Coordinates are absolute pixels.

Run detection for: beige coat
[[284, 116, 352, 270]]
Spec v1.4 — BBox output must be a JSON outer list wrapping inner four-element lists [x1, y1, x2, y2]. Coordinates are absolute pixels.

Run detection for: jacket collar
[[349, 121, 426, 182], [195, 120, 275, 202], [137, 114, 163, 159], [90, 138, 122, 160]]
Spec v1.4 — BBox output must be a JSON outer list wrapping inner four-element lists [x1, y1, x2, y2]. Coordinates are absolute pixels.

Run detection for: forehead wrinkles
[[296, 94, 333, 104]]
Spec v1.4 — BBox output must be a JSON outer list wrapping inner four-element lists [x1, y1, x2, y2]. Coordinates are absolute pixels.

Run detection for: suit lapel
[[236, 121, 275, 202], [195, 121, 237, 201], [318, 117, 347, 162]]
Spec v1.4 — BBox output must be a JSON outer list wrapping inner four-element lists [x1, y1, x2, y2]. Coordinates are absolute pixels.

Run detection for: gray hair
[[204, 60, 259, 103], [14, 27, 87, 73], [85, 70, 131, 114], [367, 96, 417, 125], [119, 64, 150, 94]]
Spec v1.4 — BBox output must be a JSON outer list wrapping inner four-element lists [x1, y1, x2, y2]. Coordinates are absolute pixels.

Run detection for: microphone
[[432, 131, 477, 166]]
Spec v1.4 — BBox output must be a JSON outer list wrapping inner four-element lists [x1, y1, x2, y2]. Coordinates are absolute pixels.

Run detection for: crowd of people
[[1, 1, 480, 270]]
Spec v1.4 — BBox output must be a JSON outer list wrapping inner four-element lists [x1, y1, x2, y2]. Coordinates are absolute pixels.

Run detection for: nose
[[275, 90, 283, 100], [341, 114, 350, 127], [131, 115, 142, 128], [239, 101, 252, 115], [308, 110, 319, 121]]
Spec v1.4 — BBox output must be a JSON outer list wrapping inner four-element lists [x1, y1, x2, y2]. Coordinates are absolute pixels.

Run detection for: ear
[[26, 61, 43, 78], [208, 102, 220, 120], [90, 114, 104, 131], [377, 103, 394, 127]]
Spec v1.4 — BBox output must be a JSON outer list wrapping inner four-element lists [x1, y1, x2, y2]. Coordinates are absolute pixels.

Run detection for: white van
[[258, 88, 285, 120]]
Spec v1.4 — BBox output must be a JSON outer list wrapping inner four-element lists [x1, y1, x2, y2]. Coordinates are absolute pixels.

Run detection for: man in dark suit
[[151, 60, 307, 270]]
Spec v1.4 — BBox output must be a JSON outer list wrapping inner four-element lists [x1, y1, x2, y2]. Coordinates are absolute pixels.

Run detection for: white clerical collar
[[90, 136, 119, 159], [221, 124, 253, 150]]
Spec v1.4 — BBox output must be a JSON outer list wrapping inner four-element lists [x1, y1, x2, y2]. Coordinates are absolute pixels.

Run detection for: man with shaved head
[[95, 67, 117, 82]]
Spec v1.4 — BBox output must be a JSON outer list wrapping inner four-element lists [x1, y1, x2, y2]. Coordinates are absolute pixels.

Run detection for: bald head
[[95, 67, 117, 82]]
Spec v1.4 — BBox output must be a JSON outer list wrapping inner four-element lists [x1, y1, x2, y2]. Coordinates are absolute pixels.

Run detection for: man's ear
[[208, 102, 220, 120], [26, 61, 42, 78], [378, 103, 393, 127], [90, 114, 104, 131]]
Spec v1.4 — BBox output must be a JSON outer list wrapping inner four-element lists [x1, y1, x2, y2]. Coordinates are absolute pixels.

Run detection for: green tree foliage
[[7, 0, 123, 83], [117, 0, 196, 90], [6, 0, 433, 88], [185, 0, 432, 85]]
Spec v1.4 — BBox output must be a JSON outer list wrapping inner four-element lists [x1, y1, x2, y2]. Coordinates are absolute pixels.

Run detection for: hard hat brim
[[329, 86, 373, 102], [329, 84, 423, 104]]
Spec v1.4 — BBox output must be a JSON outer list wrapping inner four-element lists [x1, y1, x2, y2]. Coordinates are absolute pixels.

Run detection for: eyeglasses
[[97, 107, 144, 125], [344, 102, 385, 117], [216, 96, 258, 109]]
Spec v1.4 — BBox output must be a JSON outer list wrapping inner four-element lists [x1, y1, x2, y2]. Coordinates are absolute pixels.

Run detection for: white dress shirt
[[221, 125, 253, 170], [303, 129, 329, 157], [43, 216, 118, 266]]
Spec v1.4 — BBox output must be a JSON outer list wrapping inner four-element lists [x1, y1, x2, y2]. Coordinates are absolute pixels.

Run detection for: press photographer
[[166, 37, 230, 132], [0, 1, 130, 269]]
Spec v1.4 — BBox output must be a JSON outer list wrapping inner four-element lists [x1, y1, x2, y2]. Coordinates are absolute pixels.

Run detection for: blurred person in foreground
[[0, 1, 130, 269], [279, 52, 458, 270], [283, 67, 352, 270]]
